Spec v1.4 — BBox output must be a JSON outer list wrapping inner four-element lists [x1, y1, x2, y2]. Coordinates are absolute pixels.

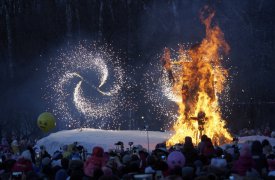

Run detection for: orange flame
[[165, 8, 232, 146]]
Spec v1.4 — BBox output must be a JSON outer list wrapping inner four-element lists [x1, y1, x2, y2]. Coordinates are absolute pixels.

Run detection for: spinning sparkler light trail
[[142, 59, 179, 129], [45, 43, 126, 129]]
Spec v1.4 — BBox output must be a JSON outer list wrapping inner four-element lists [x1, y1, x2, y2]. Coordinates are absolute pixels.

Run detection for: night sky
[[0, 0, 275, 137]]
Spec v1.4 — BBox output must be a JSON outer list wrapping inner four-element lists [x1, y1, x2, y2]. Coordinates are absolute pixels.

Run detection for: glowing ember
[[165, 7, 232, 146]]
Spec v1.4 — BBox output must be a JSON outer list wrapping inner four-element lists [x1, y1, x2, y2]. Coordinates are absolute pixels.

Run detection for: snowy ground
[[36, 128, 275, 155], [36, 128, 172, 154]]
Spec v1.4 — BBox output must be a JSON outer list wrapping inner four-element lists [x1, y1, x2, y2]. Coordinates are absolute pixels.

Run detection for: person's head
[[167, 151, 185, 170], [92, 146, 104, 157], [233, 137, 239, 144], [251, 140, 263, 155], [42, 157, 51, 167], [122, 154, 131, 165], [185, 136, 193, 144], [240, 143, 251, 157], [184, 136, 194, 150], [61, 158, 69, 169], [201, 135, 208, 142], [21, 150, 32, 161], [262, 139, 270, 147]]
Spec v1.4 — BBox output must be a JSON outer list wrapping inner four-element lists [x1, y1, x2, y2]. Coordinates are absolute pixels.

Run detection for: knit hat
[[92, 146, 104, 157], [167, 151, 185, 169]]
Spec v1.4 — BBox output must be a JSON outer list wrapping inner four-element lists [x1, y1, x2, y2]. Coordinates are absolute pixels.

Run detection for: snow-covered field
[[36, 128, 275, 155], [36, 128, 172, 154]]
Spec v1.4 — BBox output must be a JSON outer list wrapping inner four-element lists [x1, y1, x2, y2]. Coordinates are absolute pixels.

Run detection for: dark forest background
[[0, 0, 275, 138]]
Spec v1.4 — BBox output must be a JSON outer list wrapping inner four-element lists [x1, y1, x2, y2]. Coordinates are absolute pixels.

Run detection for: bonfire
[[164, 7, 232, 146]]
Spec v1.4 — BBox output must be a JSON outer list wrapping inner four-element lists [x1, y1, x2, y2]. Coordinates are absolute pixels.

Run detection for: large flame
[[165, 8, 232, 146]]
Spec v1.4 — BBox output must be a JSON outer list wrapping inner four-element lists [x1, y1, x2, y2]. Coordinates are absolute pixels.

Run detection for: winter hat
[[21, 150, 32, 161], [167, 151, 185, 170], [155, 142, 166, 149], [92, 146, 104, 157], [133, 145, 143, 152], [42, 157, 51, 166], [122, 154, 131, 164]]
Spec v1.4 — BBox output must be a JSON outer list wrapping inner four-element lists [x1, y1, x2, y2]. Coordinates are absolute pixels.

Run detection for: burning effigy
[[164, 7, 232, 146]]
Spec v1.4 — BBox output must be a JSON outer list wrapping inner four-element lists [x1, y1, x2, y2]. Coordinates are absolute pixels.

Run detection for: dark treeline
[[0, 0, 275, 138]]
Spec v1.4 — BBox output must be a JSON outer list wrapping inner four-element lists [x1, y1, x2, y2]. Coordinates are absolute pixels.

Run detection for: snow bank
[[36, 128, 172, 154]]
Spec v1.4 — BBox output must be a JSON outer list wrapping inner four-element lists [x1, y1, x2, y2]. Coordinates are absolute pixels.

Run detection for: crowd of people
[[1, 132, 275, 180]]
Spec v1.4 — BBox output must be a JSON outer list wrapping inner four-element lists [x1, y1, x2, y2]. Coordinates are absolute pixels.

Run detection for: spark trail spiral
[[45, 43, 126, 129], [142, 56, 179, 129]]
